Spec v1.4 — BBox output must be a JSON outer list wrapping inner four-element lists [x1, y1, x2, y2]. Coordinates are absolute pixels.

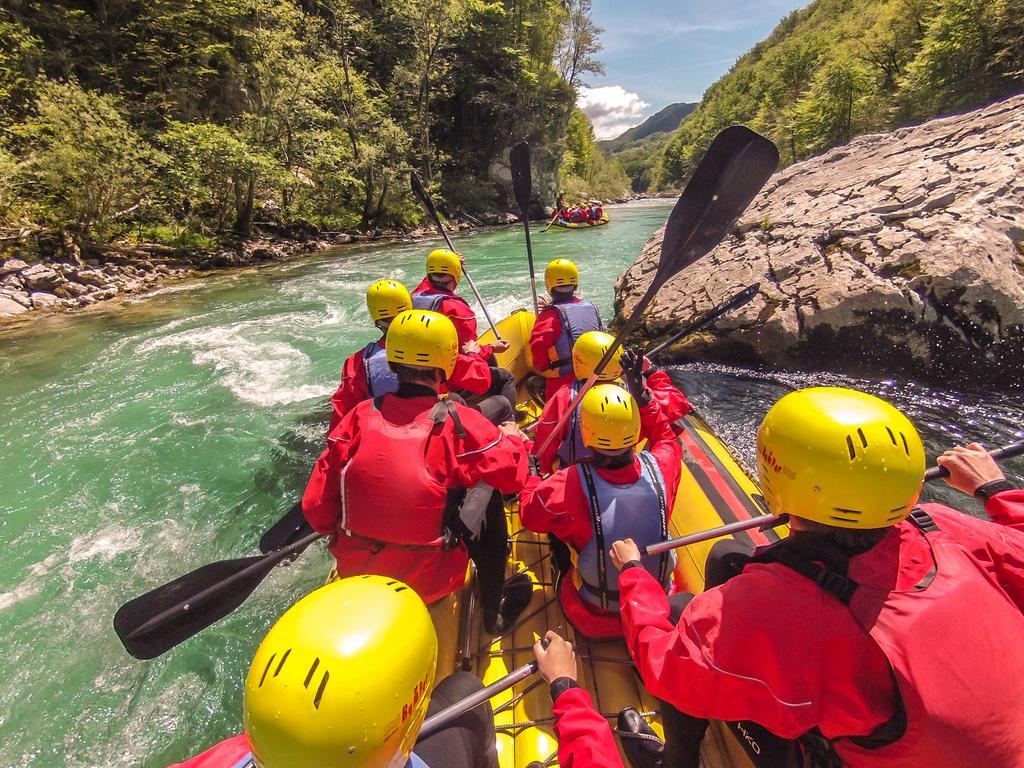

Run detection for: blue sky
[[581, 0, 810, 139]]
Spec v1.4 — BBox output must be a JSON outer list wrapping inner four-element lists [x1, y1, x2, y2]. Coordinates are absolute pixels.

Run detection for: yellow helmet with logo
[[425, 249, 462, 286], [386, 309, 459, 378], [756, 387, 926, 529], [243, 575, 438, 768], [545, 258, 579, 292], [572, 331, 622, 382], [366, 279, 412, 322], [580, 383, 641, 451]]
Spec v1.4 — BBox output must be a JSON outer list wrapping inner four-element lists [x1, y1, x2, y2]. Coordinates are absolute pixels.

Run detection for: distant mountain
[[600, 102, 697, 153]]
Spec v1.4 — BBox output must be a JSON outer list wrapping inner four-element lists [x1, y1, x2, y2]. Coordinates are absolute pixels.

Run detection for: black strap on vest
[[578, 454, 671, 609], [751, 515, 941, 761], [579, 463, 611, 609], [638, 452, 671, 587], [363, 341, 378, 396]]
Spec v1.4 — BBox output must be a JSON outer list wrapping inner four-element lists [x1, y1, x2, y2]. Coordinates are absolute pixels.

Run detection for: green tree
[[14, 80, 162, 238], [793, 54, 871, 154], [898, 0, 998, 117]]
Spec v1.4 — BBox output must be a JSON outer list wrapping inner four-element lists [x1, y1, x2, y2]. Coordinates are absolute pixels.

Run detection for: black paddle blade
[[114, 553, 279, 659], [655, 126, 779, 293], [510, 141, 532, 214], [259, 502, 315, 554]]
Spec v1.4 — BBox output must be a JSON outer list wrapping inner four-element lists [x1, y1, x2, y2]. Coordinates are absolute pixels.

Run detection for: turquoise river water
[[0, 200, 1021, 766]]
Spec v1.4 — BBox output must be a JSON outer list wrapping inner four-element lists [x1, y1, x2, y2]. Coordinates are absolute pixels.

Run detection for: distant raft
[[551, 214, 610, 230]]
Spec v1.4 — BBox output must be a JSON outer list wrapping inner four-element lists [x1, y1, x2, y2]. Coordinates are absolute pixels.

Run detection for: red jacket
[[552, 686, 624, 767], [328, 340, 493, 432], [532, 372, 691, 473], [412, 278, 493, 358], [303, 392, 528, 603], [169, 734, 250, 767], [619, 491, 1024, 758], [529, 298, 588, 399], [521, 401, 681, 636]]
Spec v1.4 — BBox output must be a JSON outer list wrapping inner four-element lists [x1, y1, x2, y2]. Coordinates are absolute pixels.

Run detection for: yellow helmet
[[572, 331, 623, 381], [386, 309, 459, 378], [366, 279, 412, 322], [545, 258, 579, 292], [243, 575, 438, 768], [425, 249, 462, 286], [756, 387, 926, 529], [580, 383, 641, 451]]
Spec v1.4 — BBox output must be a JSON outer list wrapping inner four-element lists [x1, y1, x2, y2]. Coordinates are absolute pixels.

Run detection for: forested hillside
[[0, 0, 601, 250], [599, 102, 696, 193], [659, 0, 1024, 187]]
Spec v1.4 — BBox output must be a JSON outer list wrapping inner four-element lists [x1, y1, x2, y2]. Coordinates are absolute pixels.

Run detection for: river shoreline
[[0, 217, 510, 328]]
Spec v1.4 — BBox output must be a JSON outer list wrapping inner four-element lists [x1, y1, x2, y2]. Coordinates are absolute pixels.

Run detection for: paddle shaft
[[126, 531, 323, 641], [419, 638, 549, 739], [410, 173, 500, 338], [509, 141, 539, 314], [645, 439, 1024, 556], [522, 215, 539, 315], [646, 283, 760, 358]]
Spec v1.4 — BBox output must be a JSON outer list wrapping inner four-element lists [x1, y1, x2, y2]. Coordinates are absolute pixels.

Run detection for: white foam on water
[[477, 294, 531, 328], [0, 524, 142, 612], [137, 312, 335, 406], [127, 283, 202, 302]]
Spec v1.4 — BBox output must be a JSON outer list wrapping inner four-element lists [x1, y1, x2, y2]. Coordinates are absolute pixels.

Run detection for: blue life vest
[[363, 340, 398, 398], [558, 380, 592, 468], [551, 300, 602, 376], [575, 453, 675, 611], [411, 289, 469, 313], [229, 754, 254, 768]]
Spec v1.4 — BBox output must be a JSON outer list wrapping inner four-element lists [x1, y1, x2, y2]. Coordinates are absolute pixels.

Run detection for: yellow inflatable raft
[[332, 309, 786, 767]]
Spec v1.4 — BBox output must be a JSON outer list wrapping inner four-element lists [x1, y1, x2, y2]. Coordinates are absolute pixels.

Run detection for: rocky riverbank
[[0, 215, 509, 323], [615, 94, 1024, 390]]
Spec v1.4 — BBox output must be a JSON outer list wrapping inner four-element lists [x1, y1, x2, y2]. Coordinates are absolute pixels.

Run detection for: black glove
[[620, 347, 651, 406]]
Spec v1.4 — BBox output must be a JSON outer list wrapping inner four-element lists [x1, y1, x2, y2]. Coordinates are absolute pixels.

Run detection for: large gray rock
[[29, 291, 62, 309], [0, 295, 29, 315], [616, 95, 1024, 388], [0, 259, 29, 276], [20, 264, 64, 291]]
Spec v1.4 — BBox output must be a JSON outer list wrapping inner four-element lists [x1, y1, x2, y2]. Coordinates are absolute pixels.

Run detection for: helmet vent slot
[[273, 648, 291, 677], [258, 653, 277, 687], [833, 507, 863, 515], [313, 670, 330, 710], [886, 427, 897, 445], [900, 432, 910, 456], [857, 428, 868, 448], [394, 586, 408, 592], [829, 514, 859, 523], [304, 657, 320, 688], [846, 435, 856, 460]]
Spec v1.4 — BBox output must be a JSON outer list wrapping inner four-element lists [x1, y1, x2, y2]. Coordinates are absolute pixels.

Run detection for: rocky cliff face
[[616, 95, 1024, 389]]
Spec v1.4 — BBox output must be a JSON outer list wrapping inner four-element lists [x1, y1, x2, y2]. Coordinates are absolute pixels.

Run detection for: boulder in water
[[616, 94, 1024, 389]]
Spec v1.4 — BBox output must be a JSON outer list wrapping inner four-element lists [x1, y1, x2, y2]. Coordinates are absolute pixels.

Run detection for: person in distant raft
[[412, 249, 517, 424], [328, 279, 494, 432], [610, 387, 1024, 768], [533, 333, 692, 473], [171, 575, 501, 768], [520, 381, 682, 639], [529, 258, 603, 398], [304, 309, 532, 635]]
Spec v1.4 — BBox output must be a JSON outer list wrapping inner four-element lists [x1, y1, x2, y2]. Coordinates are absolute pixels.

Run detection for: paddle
[[510, 141, 540, 314], [519, 284, 762, 437], [645, 438, 1024, 556], [647, 283, 760, 358], [259, 501, 313, 554], [114, 531, 323, 659], [410, 172, 501, 338], [418, 638, 550, 739], [535, 126, 780, 458]]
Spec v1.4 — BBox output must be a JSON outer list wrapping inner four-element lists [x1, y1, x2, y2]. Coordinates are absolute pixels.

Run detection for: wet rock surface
[[615, 95, 1024, 389]]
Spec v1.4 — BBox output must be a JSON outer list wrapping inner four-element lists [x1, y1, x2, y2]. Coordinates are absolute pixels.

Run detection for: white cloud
[[577, 86, 650, 140]]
